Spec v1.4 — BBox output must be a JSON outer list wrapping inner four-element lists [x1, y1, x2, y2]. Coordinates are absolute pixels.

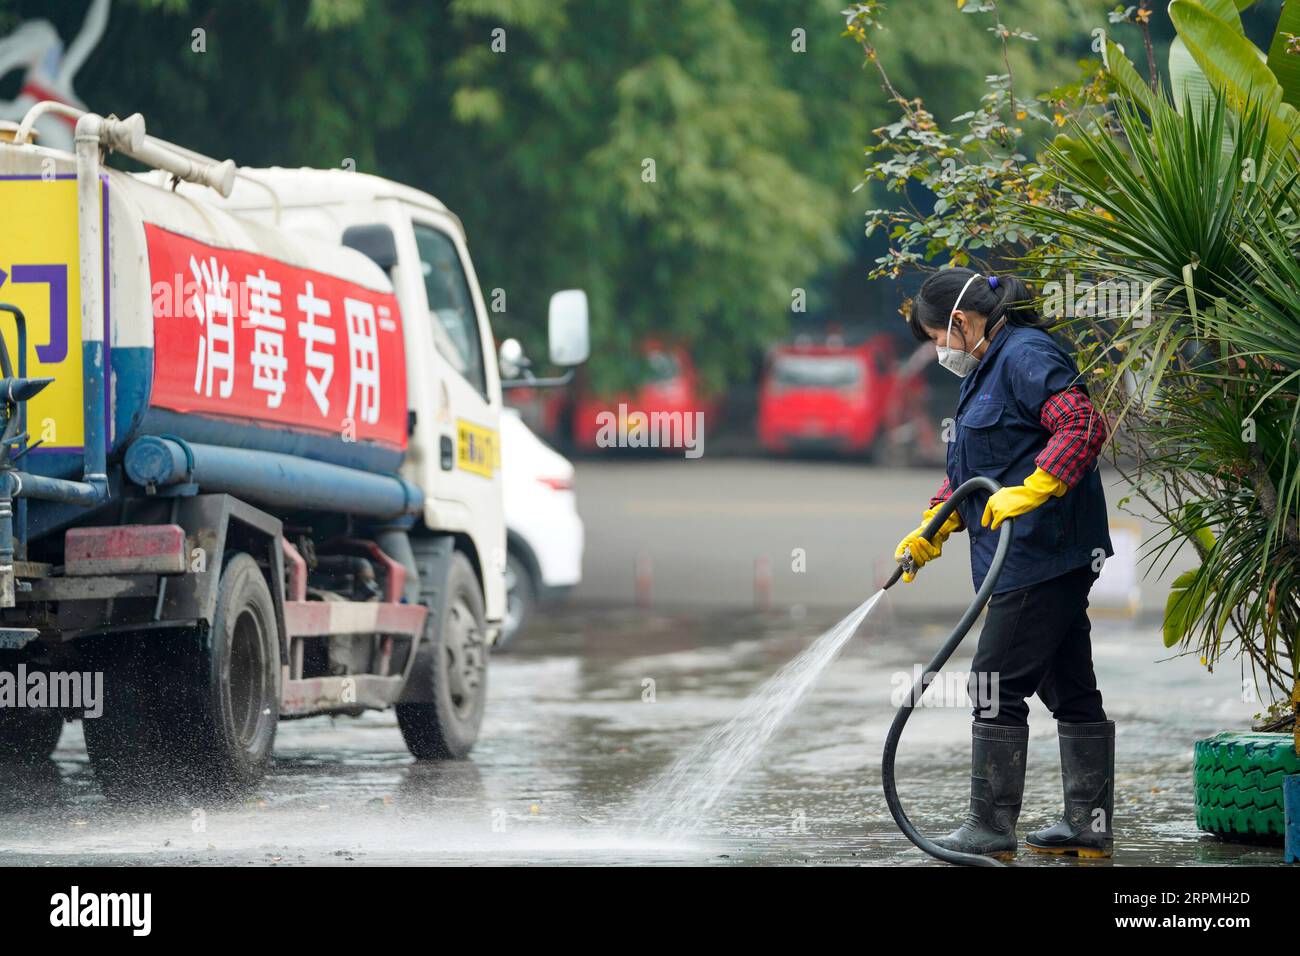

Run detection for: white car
[[499, 408, 584, 646]]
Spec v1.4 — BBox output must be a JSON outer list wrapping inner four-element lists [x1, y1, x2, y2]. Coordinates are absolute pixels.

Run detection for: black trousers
[[967, 564, 1107, 727]]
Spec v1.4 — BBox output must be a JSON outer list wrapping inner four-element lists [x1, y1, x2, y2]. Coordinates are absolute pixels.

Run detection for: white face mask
[[936, 273, 993, 378]]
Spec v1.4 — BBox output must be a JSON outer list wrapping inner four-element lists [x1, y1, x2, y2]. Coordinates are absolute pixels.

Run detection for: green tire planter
[[1194, 732, 1300, 841]]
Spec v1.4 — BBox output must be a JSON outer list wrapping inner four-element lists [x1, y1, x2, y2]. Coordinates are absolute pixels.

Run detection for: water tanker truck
[[0, 104, 589, 794]]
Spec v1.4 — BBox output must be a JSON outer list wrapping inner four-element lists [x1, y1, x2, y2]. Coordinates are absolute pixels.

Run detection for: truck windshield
[[771, 354, 863, 389], [414, 223, 487, 398]]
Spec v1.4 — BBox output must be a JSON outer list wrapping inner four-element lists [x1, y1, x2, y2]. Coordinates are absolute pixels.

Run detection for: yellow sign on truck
[[0, 177, 84, 449]]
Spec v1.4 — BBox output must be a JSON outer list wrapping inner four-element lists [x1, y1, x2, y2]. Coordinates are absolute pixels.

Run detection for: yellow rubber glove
[[981, 467, 1068, 530], [894, 504, 964, 583]]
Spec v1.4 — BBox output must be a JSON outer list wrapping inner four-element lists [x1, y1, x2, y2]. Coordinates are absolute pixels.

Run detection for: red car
[[758, 336, 899, 456], [572, 343, 712, 452]]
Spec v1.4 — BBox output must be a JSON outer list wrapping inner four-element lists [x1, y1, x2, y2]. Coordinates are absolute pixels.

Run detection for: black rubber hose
[[881, 475, 1015, 867]]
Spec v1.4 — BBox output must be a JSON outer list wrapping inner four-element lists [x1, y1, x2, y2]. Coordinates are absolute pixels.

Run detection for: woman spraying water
[[895, 268, 1114, 860]]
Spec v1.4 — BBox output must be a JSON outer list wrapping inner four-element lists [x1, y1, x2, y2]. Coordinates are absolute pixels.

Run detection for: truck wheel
[[196, 552, 281, 788], [0, 707, 62, 764], [85, 552, 280, 796], [397, 552, 488, 759], [498, 550, 535, 650], [1194, 731, 1300, 842]]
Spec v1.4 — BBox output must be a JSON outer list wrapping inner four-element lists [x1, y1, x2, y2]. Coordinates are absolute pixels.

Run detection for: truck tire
[[195, 552, 281, 787], [1194, 731, 1300, 842], [85, 552, 280, 796], [0, 707, 63, 764], [397, 551, 487, 759]]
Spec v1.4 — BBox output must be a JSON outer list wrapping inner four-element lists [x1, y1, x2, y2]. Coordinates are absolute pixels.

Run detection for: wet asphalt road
[[0, 602, 1277, 866], [0, 461, 1279, 866]]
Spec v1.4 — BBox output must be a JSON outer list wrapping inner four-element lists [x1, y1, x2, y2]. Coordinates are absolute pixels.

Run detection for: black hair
[[906, 267, 1041, 343]]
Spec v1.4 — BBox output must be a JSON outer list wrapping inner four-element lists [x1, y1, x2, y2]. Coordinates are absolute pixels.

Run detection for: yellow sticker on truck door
[[456, 419, 499, 478], [0, 177, 87, 450]]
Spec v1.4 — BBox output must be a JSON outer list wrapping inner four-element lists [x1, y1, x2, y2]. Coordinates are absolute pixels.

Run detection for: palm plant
[[1016, 90, 1300, 721]]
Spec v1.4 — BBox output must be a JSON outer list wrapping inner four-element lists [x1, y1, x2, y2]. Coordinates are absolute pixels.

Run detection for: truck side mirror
[[341, 223, 399, 272], [548, 290, 589, 367], [498, 338, 526, 379]]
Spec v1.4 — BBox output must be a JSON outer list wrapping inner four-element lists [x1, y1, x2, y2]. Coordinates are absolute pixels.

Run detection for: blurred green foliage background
[[2, 0, 1269, 394]]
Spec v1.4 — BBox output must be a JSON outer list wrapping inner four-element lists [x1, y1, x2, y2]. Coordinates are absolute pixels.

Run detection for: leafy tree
[[412, 0, 851, 394], [2, 0, 843, 393], [0, 0, 1099, 392]]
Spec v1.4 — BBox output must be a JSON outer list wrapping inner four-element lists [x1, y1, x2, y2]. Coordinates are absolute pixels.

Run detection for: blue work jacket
[[946, 324, 1113, 593]]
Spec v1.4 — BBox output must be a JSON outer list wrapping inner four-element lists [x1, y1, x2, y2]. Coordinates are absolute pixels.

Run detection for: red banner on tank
[[145, 224, 407, 450]]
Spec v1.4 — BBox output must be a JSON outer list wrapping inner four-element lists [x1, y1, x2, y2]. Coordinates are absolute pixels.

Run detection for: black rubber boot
[[932, 722, 1028, 860], [1025, 720, 1115, 858]]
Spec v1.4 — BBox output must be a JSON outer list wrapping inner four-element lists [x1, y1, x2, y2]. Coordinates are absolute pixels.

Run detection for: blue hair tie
[[988, 276, 999, 290]]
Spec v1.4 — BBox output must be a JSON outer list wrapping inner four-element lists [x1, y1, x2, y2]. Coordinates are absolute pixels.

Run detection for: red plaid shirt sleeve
[[929, 476, 952, 508], [1036, 388, 1107, 488]]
